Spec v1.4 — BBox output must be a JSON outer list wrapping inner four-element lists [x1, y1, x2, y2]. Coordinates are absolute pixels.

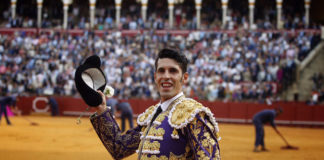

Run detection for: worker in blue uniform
[[0, 95, 16, 125], [116, 100, 134, 132], [252, 107, 283, 152]]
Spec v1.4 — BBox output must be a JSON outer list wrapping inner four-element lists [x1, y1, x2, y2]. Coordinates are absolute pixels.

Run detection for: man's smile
[[161, 82, 173, 88]]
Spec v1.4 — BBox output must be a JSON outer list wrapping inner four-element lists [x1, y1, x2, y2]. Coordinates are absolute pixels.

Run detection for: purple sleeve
[[185, 112, 221, 160], [90, 109, 141, 160]]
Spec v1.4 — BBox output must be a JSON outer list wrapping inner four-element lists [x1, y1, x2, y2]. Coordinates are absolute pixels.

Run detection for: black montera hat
[[74, 55, 106, 107]]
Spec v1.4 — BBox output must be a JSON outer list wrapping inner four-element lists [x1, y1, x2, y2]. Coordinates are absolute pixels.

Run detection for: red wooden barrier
[[314, 106, 324, 121], [16, 96, 324, 126]]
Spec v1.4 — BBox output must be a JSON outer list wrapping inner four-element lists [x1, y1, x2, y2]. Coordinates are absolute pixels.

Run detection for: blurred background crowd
[[0, 30, 322, 103], [0, 0, 323, 104], [0, 0, 322, 30]]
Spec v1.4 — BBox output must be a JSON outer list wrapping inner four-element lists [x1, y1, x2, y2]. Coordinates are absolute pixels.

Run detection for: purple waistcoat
[[137, 108, 192, 159]]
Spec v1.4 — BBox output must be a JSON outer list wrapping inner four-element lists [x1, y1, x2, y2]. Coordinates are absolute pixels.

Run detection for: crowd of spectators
[[0, 29, 320, 102], [3, 10, 321, 31], [1, 0, 321, 30]]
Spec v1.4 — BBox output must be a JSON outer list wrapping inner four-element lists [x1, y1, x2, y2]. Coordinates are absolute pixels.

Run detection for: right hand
[[96, 90, 108, 115]]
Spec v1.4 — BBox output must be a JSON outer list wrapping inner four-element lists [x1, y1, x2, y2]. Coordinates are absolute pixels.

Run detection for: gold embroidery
[[138, 140, 144, 152], [138, 95, 184, 126], [142, 141, 161, 151], [207, 121, 215, 131], [188, 113, 221, 160], [141, 127, 146, 132], [169, 98, 220, 143], [202, 139, 209, 148], [141, 155, 168, 160], [206, 120, 221, 140], [146, 127, 165, 139], [169, 152, 187, 160], [215, 147, 221, 160], [171, 129, 179, 139], [138, 105, 159, 124], [91, 115, 141, 159], [172, 129, 178, 136], [193, 126, 200, 137], [141, 152, 189, 160], [202, 136, 216, 154], [197, 150, 208, 159], [197, 146, 213, 160], [155, 113, 166, 123], [185, 145, 190, 153], [170, 100, 204, 126], [205, 133, 216, 145], [216, 132, 220, 140]]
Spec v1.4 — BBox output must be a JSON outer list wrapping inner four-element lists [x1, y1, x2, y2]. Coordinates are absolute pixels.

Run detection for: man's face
[[154, 58, 188, 102]]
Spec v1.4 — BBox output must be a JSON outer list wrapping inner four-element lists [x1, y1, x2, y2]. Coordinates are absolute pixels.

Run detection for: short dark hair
[[154, 48, 189, 74]]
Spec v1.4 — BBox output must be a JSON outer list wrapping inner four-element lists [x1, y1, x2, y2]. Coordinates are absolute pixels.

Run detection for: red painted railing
[[16, 96, 324, 126]]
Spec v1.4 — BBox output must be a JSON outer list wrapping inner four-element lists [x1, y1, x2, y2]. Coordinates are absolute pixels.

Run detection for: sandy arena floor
[[1, 116, 324, 160]]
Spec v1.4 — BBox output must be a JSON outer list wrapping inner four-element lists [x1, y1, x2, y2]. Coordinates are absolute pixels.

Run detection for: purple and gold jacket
[[90, 96, 221, 160]]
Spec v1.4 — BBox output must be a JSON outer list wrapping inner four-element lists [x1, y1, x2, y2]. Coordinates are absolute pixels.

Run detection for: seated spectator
[[0, 29, 319, 104]]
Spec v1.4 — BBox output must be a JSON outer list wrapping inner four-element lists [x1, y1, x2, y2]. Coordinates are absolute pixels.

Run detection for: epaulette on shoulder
[[137, 104, 159, 126], [168, 98, 220, 134]]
